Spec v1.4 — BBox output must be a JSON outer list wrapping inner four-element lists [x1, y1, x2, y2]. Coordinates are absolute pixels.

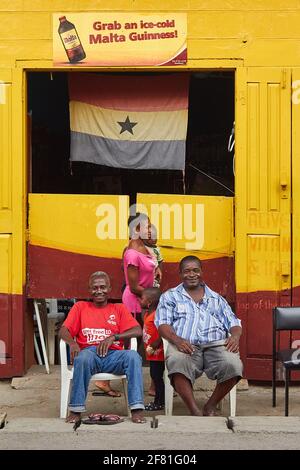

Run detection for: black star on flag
[[117, 116, 137, 135]]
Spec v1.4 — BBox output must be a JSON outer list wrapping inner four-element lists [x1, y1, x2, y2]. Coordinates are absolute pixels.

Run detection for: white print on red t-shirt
[[107, 314, 117, 326], [82, 328, 112, 344], [143, 330, 151, 345]]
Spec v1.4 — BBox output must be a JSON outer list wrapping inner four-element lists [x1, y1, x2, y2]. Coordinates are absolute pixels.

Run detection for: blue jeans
[[69, 346, 144, 412]]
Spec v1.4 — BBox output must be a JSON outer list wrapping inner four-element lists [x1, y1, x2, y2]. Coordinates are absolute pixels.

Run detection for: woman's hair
[[127, 212, 149, 238]]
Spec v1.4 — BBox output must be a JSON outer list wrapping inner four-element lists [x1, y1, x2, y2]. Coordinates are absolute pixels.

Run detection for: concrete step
[[1, 416, 230, 434], [228, 416, 300, 433]]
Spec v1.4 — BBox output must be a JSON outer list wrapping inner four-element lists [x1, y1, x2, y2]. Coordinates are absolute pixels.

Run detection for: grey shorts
[[165, 341, 243, 385]]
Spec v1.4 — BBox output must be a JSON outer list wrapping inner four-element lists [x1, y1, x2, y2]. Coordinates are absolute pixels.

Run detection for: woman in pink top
[[95, 213, 156, 398], [123, 249, 156, 315], [122, 213, 156, 317]]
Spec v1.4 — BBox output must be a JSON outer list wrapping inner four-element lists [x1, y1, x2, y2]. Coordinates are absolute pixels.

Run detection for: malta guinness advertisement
[[53, 12, 187, 66]]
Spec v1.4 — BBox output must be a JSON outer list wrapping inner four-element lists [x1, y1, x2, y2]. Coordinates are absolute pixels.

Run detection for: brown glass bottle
[[58, 16, 86, 63]]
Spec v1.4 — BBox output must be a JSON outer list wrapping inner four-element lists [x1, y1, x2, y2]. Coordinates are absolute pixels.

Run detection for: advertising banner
[[53, 12, 187, 66]]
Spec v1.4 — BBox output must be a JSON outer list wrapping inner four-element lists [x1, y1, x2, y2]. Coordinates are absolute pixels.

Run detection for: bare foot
[[66, 411, 81, 423], [202, 405, 217, 416], [131, 409, 146, 424], [191, 410, 202, 416], [95, 380, 122, 397]]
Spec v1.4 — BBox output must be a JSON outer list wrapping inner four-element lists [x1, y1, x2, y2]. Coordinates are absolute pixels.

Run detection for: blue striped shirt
[[155, 283, 241, 345]]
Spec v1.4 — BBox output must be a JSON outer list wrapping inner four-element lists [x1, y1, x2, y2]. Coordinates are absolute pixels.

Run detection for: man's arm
[[218, 296, 242, 353], [97, 325, 142, 357], [59, 325, 80, 364], [225, 326, 242, 353], [158, 324, 194, 355]]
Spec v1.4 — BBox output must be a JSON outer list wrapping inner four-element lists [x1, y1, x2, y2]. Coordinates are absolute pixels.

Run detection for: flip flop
[[92, 390, 122, 397], [145, 402, 164, 411], [82, 413, 124, 425]]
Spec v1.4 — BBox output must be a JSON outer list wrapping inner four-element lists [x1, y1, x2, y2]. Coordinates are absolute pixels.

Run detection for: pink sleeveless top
[[122, 248, 156, 315]]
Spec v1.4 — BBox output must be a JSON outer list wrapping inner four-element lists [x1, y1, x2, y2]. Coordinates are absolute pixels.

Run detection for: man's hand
[[97, 336, 115, 357], [70, 342, 81, 364], [225, 335, 240, 353], [174, 338, 195, 355]]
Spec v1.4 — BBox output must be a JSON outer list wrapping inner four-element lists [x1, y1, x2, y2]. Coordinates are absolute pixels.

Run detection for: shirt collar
[[176, 283, 219, 301]]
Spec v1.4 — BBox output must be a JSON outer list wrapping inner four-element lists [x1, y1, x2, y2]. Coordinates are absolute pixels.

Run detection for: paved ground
[[1, 366, 300, 450]]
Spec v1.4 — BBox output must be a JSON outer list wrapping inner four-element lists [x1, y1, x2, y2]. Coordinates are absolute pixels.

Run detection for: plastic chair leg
[[229, 385, 237, 417], [33, 333, 43, 365], [60, 377, 71, 419], [285, 369, 290, 417], [34, 300, 50, 374], [164, 371, 174, 416], [47, 318, 56, 365]]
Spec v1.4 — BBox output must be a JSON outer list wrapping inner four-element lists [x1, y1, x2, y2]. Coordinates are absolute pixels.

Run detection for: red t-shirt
[[143, 310, 164, 361], [63, 301, 139, 350]]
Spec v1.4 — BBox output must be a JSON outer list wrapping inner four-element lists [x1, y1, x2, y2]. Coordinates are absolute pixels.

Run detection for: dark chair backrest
[[273, 307, 300, 331]]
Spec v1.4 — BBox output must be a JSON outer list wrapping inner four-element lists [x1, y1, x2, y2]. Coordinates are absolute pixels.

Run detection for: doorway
[[28, 71, 235, 202]]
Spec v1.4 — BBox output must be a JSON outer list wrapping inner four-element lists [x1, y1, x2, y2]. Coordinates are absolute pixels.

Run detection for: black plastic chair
[[272, 307, 300, 416]]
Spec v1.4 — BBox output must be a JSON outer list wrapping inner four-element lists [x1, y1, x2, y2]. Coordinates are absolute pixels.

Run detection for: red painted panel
[[0, 293, 12, 357], [0, 293, 25, 378], [27, 244, 235, 302], [237, 290, 298, 381], [292, 285, 300, 307]]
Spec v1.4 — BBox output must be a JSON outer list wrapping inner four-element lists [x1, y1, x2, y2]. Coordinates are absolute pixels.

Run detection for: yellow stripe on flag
[[70, 100, 188, 142]]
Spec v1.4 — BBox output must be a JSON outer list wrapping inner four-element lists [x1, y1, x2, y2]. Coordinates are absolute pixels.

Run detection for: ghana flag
[[68, 73, 189, 170]]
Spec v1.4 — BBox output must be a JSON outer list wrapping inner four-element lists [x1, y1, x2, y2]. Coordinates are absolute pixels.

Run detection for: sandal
[[82, 413, 124, 425], [145, 402, 164, 411], [92, 389, 122, 397]]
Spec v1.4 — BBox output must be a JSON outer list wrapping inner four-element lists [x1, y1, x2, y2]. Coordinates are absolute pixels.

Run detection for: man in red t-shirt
[[59, 271, 146, 424]]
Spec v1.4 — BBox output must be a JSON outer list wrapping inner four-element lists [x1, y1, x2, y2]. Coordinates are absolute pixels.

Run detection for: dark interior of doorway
[[28, 71, 235, 202]]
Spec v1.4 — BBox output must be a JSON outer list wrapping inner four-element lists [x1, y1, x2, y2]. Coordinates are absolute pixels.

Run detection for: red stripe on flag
[[68, 73, 189, 111]]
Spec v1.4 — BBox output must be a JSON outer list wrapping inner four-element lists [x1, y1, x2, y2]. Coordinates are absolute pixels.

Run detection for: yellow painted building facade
[[0, 0, 300, 379]]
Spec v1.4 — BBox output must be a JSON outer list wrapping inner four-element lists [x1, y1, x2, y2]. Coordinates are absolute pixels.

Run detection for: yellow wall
[[28, 193, 233, 262], [1, 1, 300, 68], [1, 0, 299, 300], [29, 194, 130, 259]]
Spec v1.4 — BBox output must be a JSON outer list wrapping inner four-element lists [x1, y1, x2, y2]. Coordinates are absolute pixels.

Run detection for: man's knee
[[125, 349, 142, 365], [221, 355, 243, 381], [74, 349, 94, 367], [166, 350, 189, 371]]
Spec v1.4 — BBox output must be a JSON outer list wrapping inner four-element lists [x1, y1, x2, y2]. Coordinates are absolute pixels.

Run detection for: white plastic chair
[[60, 338, 137, 419], [162, 339, 237, 417], [33, 300, 50, 374], [46, 299, 65, 365]]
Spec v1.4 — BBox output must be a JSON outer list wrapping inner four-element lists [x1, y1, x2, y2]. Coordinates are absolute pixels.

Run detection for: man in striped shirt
[[155, 255, 243, 416]]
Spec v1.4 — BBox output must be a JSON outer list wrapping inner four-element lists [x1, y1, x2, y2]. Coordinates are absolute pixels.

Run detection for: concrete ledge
[[228, 416, 300, 434], [2, 416, 230, 434], [154, 416, 231, 433], [2, 417, 300, 450], [0, 412, 7, 429]]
